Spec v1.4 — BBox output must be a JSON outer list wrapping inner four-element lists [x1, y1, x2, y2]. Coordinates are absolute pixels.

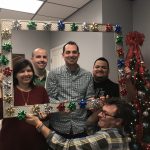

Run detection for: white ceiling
[[0, 0, 92, 21]]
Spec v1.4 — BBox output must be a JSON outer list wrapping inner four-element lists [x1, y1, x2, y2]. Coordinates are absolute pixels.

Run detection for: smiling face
[[93, 60, 109, 81], [98, 104, 120, 128], [32, 48, 48, 71], [16, 65, 33, 86], [62, 44, 80, 66]]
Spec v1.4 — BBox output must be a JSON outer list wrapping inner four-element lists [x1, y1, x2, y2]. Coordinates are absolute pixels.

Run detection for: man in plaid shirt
[[26, 97, 132, 150]]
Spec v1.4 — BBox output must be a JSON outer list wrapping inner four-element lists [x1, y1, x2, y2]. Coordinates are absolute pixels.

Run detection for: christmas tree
[[125, 31, 150, 150]]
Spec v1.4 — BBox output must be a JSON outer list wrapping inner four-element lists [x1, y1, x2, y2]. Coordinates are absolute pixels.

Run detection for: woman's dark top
[[0, 86, 49, 150]]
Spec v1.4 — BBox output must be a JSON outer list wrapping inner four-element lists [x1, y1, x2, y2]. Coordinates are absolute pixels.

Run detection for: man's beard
[[94, 76, 108, 82]]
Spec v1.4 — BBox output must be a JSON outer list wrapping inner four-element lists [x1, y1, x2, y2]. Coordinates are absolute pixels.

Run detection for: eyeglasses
[[100, 110, 118, 118]]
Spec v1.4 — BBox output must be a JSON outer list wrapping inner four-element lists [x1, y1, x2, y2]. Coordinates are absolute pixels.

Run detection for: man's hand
[[99, 95, 109, 106], [26, 112, 47, 127], [124, 66, 132, 79], [26, 114, 41, 127]]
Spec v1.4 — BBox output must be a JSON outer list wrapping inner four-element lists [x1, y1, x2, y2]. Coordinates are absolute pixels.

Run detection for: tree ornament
[[27, 21, 37, 30], [32, 104, 40, 115], [3, 94, 13, 103], [57, 102, 65, 111], [6, 106, 15, 116], [43, 22, 51, 31], [68, 102, 76, 111], [105, 24, 113, 32], [70, 23, 78, 31], [115, 24, 121, 33], [12, 20, 21, 30], [3, 67, 12, 77], [79, 99, 87, 108], [138, 90, 145, 98], [82, 22, 89, 31], [17, 110, 26, 120], [1, 29, 11, 39], [143, 111, 149, 117], [90, 23, 99, 32], [143, 122, 149, 128], [2, 42, 12, 52], [0, 55, 9, 65], [57, 20, 65, 31]]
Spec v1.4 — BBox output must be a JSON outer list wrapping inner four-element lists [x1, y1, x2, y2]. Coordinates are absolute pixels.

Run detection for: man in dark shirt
[[86, 57, 120, 134], [93, 57, 119, 98]]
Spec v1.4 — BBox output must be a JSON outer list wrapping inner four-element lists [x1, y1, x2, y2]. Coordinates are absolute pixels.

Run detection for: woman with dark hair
[[13, 58, 35, 88], [0, 59, 49, 150]]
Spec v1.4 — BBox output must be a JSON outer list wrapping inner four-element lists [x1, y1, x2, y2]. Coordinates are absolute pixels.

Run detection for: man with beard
[[31, 48, 49, 87], [93, 57, 119, 98], [86, 58, 120, 134], [46, 41, 94, 138]]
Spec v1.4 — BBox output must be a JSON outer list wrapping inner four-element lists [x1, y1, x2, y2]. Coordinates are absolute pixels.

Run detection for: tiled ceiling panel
[[47, 0, 91, 8], [0, 0, 93, 21], [37, 2, 77, 19], [0, 9, 33, 20]]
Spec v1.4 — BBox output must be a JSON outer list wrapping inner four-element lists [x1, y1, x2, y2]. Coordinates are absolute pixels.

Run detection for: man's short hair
[[31, 48, 46, 57], [63, 41, 79, 53], [105, 97, 134, 124], [93, 57, 109, 69]]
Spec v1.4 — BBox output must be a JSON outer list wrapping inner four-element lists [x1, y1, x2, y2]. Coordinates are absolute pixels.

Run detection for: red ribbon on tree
[[125, 31, 145, 74]]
